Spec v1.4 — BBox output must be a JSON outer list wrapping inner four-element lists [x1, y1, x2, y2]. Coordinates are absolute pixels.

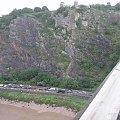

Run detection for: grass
[[0, 90, 87, 112]]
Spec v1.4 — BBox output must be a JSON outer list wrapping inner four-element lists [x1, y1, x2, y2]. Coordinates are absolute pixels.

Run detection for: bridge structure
[[74, 62, 120, 120]]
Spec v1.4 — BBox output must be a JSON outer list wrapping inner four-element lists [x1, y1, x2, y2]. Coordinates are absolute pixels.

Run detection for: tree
[[115, 3, 120, 10], [9, 9, 22, 19], [107, 2, 111, 6], [34, 7, 42, 12], [42, 6, 49, 11], [76, 18, 81, 28], [106, 2, 112, 9], [21, 7, 33, 14], [56, 7, 69, 17], [47, 18, 55, 27], [79, 78, 94, 89], [0, 15, 12, 29], [60, 2, 65, 7], [115, 41, 120, 54]]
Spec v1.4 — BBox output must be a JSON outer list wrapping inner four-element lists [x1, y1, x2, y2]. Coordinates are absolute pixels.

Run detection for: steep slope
[[0, 6, 120, 90]]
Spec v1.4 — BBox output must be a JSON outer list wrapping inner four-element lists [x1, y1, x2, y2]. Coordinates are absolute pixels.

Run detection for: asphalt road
[[79, 62, 120, 120], [0, 85, 92, 100]]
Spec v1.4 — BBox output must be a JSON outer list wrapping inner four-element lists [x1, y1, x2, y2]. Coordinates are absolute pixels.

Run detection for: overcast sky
[[0, 0, 119, 16]]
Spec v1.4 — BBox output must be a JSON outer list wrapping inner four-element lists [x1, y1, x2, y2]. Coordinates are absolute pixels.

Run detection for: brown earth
[[0, 103, 74, 120]]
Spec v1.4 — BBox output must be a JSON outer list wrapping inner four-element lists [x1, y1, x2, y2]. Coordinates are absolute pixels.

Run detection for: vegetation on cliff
[[0, 68, 96, 91], [0, 3, 120, 91]]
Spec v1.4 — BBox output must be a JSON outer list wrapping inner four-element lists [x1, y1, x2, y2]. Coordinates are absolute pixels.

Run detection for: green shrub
[[76, 18, 81, 29], [21, 7, 33, 14], [56, 7, 69, 17], [34, 7, 42, 12], [80, 60, 93, 69], [0, 68, 92, 90]]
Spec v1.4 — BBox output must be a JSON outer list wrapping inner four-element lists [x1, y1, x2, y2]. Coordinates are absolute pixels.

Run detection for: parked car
[[4, 85, 7, 87], [19, 84, 24, 88], [66, 89, 73, 93], [7, 84, 12, 87], [36, 87, 44, 91], [57, 89, 65, 93], [0, 84, 4, 87], [48, 87, 56, 91]]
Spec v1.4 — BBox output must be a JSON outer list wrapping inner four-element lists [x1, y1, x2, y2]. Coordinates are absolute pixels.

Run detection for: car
[[8, 84, 12, 87], [48, 87, 56, 91], [0, 84, 4, 87], [66, 89, 73, 93], [36, 88, 44, 91], [19, 84, 24, 88], [57, 89, 65, 93], [4, 85, 7, 87]]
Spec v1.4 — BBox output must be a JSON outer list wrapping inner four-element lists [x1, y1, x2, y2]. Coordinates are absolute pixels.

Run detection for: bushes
[[115, 3, 120, 11], [80, 60, 93, 70], [0, 68, 95, 90], [0, 6, 49, 30], [34, 7, 42, 12], [79, 77, 94, 89], [21, 7, 33, 14], [109, 53, 119, 69], [33, 72, 60, 87], [34, 11, 55, 36], [0, 15, 13, 29], [56, 7, 69, 17], [42, 6, 49, 12], [76, 18, 82, 29], [47, 18, 55, 27], [115, 41, 120, 53], [0, 7, 33, 30], [109, 41, 120, 68], [76, 6, 87, 14], [0, 68, 39, 82]]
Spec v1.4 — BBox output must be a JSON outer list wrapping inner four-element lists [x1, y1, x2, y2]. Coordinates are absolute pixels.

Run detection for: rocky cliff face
[[0, 7, 120, 82]]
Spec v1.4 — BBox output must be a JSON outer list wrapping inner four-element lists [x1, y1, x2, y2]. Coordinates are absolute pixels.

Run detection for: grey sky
[[0, 0, 119, 16]]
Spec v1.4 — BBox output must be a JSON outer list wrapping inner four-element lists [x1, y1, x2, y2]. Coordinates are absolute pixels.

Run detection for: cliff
[[0, 5, 120, 90]]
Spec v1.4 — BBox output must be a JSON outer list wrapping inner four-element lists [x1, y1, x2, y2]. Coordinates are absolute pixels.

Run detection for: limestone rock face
[[0, 8, 119, 81], [54, 10, 79, 29]]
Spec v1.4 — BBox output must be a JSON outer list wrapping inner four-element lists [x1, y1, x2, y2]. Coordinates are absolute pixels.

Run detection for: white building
[[74, 0, 79, 8]]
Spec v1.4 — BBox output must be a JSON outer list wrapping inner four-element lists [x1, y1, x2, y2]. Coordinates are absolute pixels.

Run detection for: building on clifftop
[[74, 0, 79, 8]]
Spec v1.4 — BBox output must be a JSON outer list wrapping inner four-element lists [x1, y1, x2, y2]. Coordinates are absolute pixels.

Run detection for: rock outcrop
[[0, 7, 120, 82]]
